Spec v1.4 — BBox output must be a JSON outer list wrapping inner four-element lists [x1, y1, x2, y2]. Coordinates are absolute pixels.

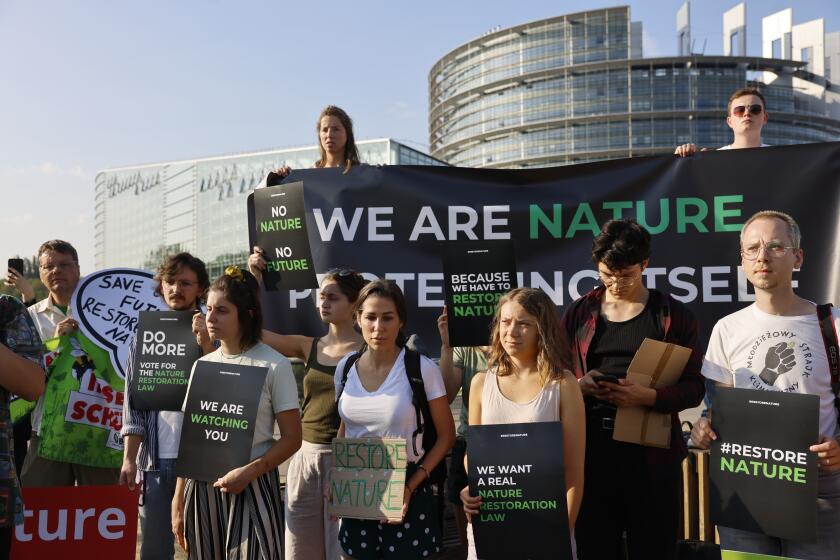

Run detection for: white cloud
[[0, 213, 34, 227], [386, 101, 417, 120], [0, 162, 84, 178]]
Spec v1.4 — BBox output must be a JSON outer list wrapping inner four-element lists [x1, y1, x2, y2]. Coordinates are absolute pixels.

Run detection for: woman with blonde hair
[[460, 287, 586, 559]]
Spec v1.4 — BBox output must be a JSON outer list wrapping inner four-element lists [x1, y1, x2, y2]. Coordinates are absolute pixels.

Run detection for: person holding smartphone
[[560, 219, 705, 559]]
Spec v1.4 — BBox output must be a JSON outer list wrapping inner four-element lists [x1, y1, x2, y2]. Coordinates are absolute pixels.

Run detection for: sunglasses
[[326, 267, 356, 277], [731, 104, 763, 117]]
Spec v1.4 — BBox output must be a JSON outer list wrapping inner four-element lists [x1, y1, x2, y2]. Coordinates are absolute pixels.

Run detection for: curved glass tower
[[429, 7, 840, 168]]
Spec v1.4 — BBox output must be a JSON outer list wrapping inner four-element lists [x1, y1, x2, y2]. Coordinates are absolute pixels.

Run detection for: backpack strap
[[404, 348, 446, 484], [816, 304, 840, 426], [336, 351, 363, 402]]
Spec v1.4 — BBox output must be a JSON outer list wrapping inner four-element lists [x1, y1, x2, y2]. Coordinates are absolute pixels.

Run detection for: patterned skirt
[[184, 470, 284, 560]]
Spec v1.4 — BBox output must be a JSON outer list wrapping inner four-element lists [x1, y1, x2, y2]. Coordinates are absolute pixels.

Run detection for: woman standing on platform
[[460, 288, 586, 560], [334, 279, 455, 560], [171, 267, 302, 559], [262, 105, 361, 185], [248, 257, 368, 560]]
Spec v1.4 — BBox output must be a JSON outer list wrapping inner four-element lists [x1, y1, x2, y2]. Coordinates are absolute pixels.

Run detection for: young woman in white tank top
[[460, 288, 586, 560]]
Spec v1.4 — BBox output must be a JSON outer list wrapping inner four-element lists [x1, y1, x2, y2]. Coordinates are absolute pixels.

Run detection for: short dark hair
[[322, 268, 368, 303], [591, 219, 651, 270], [727, 87, 766, 114], [154, 252, 210, 300], [354, 279, 408, 344], [209, 268, 262, 350], [37, 240, 78, 263]]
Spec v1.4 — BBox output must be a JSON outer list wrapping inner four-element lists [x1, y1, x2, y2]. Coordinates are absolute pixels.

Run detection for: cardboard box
[[613, 338, 692, 448], [328, 437, 408, 521]]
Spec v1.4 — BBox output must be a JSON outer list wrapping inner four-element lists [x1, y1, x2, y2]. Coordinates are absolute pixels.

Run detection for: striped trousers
[[185, 469, 284, 560]]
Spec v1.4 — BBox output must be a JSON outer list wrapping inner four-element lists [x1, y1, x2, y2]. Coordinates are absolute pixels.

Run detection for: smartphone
[[7, 258, 24, 275], [594, 374, 621, 385]]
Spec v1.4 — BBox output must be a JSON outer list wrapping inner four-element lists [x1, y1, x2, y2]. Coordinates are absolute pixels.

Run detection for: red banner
[[12, 485, 139, 558]]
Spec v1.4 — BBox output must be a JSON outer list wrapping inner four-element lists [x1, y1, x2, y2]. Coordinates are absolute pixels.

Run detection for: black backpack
[[337, 347, 447, 486]]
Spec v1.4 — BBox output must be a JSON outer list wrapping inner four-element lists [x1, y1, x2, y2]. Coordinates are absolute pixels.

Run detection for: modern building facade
[[428, 5, 840, 168], [94, 139, 443, 274]]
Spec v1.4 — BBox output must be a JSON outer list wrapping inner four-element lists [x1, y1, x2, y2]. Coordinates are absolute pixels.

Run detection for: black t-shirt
[[585, 301, 664, 418]]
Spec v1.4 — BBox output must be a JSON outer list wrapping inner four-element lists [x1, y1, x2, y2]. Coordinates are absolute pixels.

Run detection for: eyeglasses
[[598, 272, 638, 288], [39, 262, 77, 273], [162, 279, 200, 289], [731, 104, 763, 117], [741, 241, 797, 260]]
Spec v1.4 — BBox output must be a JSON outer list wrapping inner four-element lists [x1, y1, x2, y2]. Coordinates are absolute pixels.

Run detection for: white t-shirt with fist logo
[[703, 303, 840, 438]]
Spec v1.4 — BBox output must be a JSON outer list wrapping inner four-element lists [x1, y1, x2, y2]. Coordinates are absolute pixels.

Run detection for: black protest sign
[[130, 311, 202, 411], [176, 361, 268, 482], [710, 388, 819, 542], [442, 241, 517, 347], [250, 181, 318, 291], [468, 422, 571, 560]]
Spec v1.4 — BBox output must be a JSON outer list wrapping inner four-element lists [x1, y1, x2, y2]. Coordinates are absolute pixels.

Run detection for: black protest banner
[[130, 311, 202, 411], [176, 361, 268, 482], [328, 437, 408, 521], [250, 181, 318, 291], [442, 241, 516, 347], [257, 144, 840, 355], [468, 422, 571, 560], [710, 388, 819, 542]]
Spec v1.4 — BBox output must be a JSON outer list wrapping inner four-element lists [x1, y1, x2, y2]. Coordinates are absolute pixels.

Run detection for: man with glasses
[[121, 252, 212, 560], [691, 210, 840, 558], [18, 239, 124, 487], [674, 87, 769, 156], [561, 219, 705, 559]]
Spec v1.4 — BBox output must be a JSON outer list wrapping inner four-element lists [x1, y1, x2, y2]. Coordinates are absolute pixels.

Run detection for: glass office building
[[95, 139, 443, 275], [428, 6, 840, 168]]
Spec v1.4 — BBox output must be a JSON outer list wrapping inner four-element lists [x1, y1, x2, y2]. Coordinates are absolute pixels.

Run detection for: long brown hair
[[488, 288, 571, 384], [315, 105, 360, 174]]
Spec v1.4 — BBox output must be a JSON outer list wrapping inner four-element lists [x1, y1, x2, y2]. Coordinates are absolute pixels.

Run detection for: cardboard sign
[[72, 268, 167, 378], [251, 181, 318, 291], [613, 338, 692, 448], [710, 388, 819, 542], [442, 240, 517, 347], [328, 437, 408, 521], [468, 422, 571, 560], [176, 361, 268, 482], [12, 485, 139, 557], [130, 310, 202, 411]]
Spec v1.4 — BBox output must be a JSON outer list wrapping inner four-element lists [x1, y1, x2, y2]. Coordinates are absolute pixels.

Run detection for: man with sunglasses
[[674, 87, 769, 156], [561, 219, 705, 559], [691, 211, 840, 558]]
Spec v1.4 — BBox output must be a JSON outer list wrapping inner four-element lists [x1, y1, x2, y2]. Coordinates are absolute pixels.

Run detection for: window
[[771, 38, 781, 60], [801, 47, 813, 72]]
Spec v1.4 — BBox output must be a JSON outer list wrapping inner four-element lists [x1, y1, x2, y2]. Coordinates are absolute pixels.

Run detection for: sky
[[1, 0, 836, 273]]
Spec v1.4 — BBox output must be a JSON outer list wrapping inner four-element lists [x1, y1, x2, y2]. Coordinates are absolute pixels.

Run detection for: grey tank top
[[480, 370, 561, 425]]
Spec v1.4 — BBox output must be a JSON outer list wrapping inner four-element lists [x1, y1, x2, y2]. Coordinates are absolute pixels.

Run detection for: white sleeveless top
[[480, 370, 561, 424]]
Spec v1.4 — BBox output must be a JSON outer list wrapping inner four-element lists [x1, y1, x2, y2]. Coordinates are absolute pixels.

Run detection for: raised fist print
[[759, 341, 796, 385]]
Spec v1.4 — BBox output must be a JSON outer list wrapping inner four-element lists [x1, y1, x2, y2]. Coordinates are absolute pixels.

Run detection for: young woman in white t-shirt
[[333, 279, 455, 560], [460, 288, 586, 560], [171, 267, 302, 559]]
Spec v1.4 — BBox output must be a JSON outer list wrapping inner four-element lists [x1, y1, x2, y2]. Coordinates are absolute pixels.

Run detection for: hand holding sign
[[249, 182, 318, 291], [810, 436, 840, 473], [214, 464, 254, 495]]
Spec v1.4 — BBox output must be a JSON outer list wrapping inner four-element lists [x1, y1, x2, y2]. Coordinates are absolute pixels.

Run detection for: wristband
[[417, 464, 429, 480]]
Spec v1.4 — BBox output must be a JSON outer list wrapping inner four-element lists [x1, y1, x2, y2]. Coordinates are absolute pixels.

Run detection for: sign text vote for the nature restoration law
[[254, 143, 840, 350]]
